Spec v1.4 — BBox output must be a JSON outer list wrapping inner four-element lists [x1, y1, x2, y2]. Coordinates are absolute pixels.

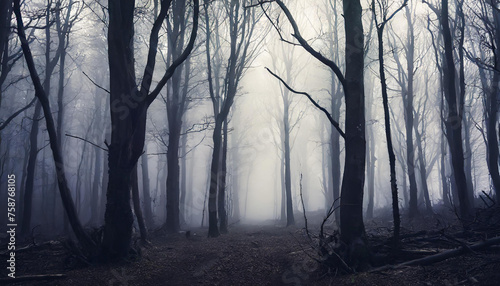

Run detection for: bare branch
[[0, 97, 37, 130], [266, 67, 345, 139], [81, 70, 110, 94], [65, 133, 108, 151]]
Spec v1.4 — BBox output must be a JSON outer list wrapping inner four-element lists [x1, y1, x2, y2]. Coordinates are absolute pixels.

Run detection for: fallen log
[[371, 236, 500, 272], [0, 274, 66, 284]]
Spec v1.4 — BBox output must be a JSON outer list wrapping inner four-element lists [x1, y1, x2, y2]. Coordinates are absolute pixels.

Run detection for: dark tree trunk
[[91, 144, 102, 225], [100, 121, 110, 224], [414, 125, 433, 214], [441, 0, 473, 220], [463, 118, 475, 204], [180, 132, 187, 226], [132, 164, 148, 242], [441, 132, 451, 206], [218, 119, 229, 233], [326, 0, 342, 225], [206, 0, 243, 237], [280, 156, 286, 222], [404, 6, 419, 219], [90, 91, 104, 226], [165, 0, 190, 234], [208, 120, 222, 237], [230, 136, 240, 222], [102, 0, 140, 259], [373, 13, 401, 243], [330, 89, 341, 224], [283, 87, 294, 227], [166, 121, 181, 233], [141, 150, 154, 228], [339, 0, 369, 266], [366, 93, 376, 220], [102, 0, 198, 259], [21, 103, 41, 237]]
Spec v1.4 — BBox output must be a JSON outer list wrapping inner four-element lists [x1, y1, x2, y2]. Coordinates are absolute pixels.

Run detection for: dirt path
[[2, 223, 500, 285]]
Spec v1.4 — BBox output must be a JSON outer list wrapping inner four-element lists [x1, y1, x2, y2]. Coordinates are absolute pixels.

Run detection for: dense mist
[[1, 0, 500, 285]]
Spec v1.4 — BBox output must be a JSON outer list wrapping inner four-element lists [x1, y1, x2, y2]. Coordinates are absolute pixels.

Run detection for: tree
[[164, 0, 195, 234], [371, 0, 407, 243], [21, 0, 77, 237], [266, 41, 306, 226], [102, 0, 198, 259], [13, 0, 95, 252], [204, 0, 262, 236], [425, 13, 451, 207], [324, 0, 343, 224], [438, 0, 473, 219], [264, 0, 369, 268], [471, 0, 500, 204]]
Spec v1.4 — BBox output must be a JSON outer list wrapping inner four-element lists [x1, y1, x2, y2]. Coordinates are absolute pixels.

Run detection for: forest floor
[[1, 206, 500, 285]]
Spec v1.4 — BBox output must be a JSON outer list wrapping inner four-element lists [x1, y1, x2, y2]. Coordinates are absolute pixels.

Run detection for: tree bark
[[414, 123, 433, 213], [21, 103, 41, 237], [102, 0, 197, 259], [283, 77, 294, 227], [339, 0, 369, 266], [441, 0, 473, 220], [366, 91, 376, 220], [141, 149, 154, 228], [372, 1, 403, 242], [208, 120, 222, 237], [218, 118, 229, 233], [166, 120, 181, 233], [404, 6, 419, 219], [132, 164, 148, 242]]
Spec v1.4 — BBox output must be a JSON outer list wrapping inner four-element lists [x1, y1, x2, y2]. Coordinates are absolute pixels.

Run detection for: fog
[[0, 0, 498, 268]]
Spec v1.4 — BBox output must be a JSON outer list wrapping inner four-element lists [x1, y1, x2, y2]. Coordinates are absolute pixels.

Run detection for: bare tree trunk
[[21, 103, 41, 237], [208, 119, 222, 237], [372, 0, 404, 242], [99, 118, 110, 224], [404, 6, 419, 219], [141, 150, 153, 228], [218, 118, 229, 233], [230, 134, 240, 222], [339, 0, 369, 266], [132, 164, 148, 242], [165, 120, 181, 233], [456, 0, 474, 207], [280, 156, 286, 222], [441, 132, 451, 207], [414, 125, 433, 213], [326, 0, 342, 225], [180, 132, 187, 226], [102, 0, 197, 259], [90, 91, 104, 226], [441, 0, 473, 220], [283, 87, 294, 227], [366, 91, 376, 220]]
